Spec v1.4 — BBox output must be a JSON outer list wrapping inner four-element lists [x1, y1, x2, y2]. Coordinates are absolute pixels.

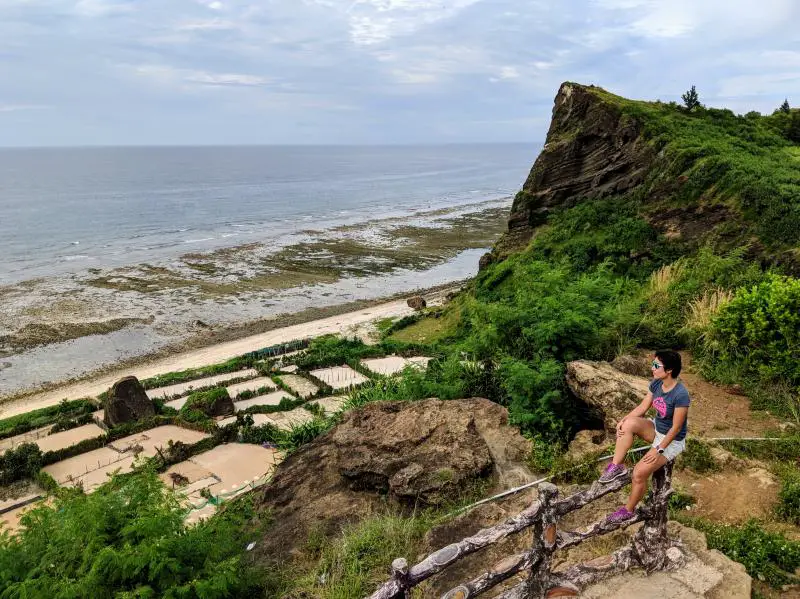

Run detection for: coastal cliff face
[[500, 82, 656, 252], [494, 81, 799, 272]]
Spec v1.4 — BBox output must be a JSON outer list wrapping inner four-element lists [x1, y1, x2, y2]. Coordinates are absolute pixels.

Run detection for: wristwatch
[[656, 447, 665, 455]]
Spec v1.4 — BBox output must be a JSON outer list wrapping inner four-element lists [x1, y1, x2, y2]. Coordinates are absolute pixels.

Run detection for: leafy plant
[[677, 439, 718, 473], [0, 443, 43, 485], [0, 469, 268, 597], [706, 275, 800, 384]]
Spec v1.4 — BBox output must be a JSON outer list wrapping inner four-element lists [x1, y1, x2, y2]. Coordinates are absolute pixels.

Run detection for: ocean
[[0, 143, 541, 394], [0, 144, 539, 284]]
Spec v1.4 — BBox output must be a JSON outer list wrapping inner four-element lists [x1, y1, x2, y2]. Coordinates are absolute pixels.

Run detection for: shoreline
[[0, 279, 466, 418]]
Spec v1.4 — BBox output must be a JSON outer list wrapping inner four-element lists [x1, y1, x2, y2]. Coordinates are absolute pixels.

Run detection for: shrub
[[678, 439, 718, 473], [678, 518, 800, 587], [0, 443, 43, 485], [181, 388, 231, 419], [776, 469, 800, 524], [707, 275, 800, 384], [0, 469, 267, 597], [139, 356, 253, 390], [0, 399, 94, 441]]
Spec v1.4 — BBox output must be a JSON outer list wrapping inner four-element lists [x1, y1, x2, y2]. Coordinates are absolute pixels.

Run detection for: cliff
[[502, 83, 655, 251], [494, 82, 800, 271]]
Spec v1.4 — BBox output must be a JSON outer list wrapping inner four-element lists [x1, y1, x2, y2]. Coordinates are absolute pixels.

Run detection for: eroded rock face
[[498, 83, 656, 253], [567, 429, 608, 462], [611, 354, 653, 379], [104, 376, 155, 427], [566, 360, 650, 432], [256, 398, 533, 559]]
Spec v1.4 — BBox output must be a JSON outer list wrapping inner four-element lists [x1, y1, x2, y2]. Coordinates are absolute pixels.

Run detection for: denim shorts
[[652, 429, 687, 462]]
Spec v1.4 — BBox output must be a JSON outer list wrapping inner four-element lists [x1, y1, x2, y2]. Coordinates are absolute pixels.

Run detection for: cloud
[[132, 65, 272, 88], [0, 104, 49, 112], [0, 0, 799, 145]]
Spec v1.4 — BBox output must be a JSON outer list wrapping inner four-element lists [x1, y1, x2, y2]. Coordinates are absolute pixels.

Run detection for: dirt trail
[[679, 352, 783, 437], [0, 297, 419, 419]]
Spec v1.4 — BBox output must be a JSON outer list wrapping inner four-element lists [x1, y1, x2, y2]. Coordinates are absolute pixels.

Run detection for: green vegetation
[[702, 276, 800, 387], [0, 399, 95, 441], [269, 512, 435, 598], [775, 467, 800, 525], [180, 388, 231, 421], [682, 85, 701, 111], [0, 444, 43, 485], [0, 470, 268, 598], [677, 439, 719, 473], [139, 357, 253, 390], [675, 517, 800, 588]]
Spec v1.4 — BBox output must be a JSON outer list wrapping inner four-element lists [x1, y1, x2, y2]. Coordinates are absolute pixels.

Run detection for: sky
[[1, 0, 799, 146]]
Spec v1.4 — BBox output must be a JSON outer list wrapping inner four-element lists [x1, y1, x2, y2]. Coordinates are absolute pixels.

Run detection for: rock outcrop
[[407, 296, 427, 310], [611, 353, 653, 379], [103, 376, 155, 427], [580, 522, 751, 598], [497, 83, 656, 253], [256, 398, 533, 558], [566, 360, 650, 432]]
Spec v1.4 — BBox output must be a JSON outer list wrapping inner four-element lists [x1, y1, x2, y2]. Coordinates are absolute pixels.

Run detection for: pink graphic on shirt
[[653, 396, 667, 418]]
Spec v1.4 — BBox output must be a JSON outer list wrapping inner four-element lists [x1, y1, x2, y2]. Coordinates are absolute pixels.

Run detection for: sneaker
[[598, 463, 628, 483], [605, 506, 634, 524]]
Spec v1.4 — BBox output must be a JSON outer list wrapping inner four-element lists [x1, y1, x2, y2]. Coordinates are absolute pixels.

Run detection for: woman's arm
[[655, 407, 688, 449]]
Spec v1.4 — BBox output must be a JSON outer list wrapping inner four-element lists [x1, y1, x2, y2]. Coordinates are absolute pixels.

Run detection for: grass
[[387, 307, 460, 344], [0, 399, 95, 441]]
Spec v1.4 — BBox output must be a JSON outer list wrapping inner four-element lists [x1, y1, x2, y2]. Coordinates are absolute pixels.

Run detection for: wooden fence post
[[525, 482, 559, 598], [632, 462, 673, 573]]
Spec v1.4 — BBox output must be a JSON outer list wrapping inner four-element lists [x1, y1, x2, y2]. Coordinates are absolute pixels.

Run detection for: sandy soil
[[310, 365, 369, 389], [0, 296, 424, 419]]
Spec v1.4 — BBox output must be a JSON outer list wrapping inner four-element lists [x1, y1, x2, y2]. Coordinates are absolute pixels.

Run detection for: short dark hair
[[655, 350, 682, 378]]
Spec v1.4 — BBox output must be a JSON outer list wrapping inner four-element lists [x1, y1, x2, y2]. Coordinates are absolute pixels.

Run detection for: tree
[[788, 111, 800, 143], [681, 85, 701, 111], [779, 98, 791, 114]]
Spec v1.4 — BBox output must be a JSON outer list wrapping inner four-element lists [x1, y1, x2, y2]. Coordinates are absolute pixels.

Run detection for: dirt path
[[679, 352, 783, 437], [0, 297, 421, 420]]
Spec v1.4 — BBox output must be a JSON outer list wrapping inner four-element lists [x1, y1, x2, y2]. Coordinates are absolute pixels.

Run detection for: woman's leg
[[612, 417, 655, 465], [626, 454, 668, 512]]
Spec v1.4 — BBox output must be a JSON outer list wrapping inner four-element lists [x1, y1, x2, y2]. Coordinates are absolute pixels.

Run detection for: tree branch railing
[[368, 462, 684, 599]]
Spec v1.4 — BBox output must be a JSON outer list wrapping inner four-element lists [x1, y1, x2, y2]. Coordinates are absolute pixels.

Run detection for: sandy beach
[[0, 287, 454, 419]]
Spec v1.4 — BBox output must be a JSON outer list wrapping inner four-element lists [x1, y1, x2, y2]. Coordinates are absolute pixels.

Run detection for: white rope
[[443, 435, 793, 519]]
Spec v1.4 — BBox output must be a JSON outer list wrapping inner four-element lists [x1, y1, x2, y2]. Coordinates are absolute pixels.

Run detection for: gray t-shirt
[[649, 379, 690, 441]]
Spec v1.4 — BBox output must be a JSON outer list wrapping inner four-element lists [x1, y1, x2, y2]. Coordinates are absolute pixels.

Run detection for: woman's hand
[[641, 447, 660, 464], [616, 417, 627, 438]]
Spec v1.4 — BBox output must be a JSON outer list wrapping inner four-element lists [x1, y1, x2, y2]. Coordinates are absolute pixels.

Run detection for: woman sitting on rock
[[599, 350, 690, 523]]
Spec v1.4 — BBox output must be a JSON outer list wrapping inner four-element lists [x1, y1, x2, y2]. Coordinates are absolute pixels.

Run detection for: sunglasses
[[651, 361, 663, 370]]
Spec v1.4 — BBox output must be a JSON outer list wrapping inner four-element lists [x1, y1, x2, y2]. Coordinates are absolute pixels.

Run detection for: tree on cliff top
[[779, 98, 791, 114], [682, 85, 701, 111]]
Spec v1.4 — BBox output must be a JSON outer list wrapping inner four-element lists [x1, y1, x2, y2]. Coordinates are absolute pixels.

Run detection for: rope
[[443, 435, 793, 519]]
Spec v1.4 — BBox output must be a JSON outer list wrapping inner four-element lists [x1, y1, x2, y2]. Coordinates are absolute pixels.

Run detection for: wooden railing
[[368, 463, 684, 599]]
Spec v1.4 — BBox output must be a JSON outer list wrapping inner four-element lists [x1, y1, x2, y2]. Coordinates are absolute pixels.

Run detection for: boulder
[[611, 354, 653, 379], [256, 398, 533, 559], [104, 376, 155, 427], [567, 429, 608, 462], [406, 295, 427, 310], [566, 360, 650, 432]]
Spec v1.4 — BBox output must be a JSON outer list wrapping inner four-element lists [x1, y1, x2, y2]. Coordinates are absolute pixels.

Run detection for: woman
[[599, 349, 690, 523]]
